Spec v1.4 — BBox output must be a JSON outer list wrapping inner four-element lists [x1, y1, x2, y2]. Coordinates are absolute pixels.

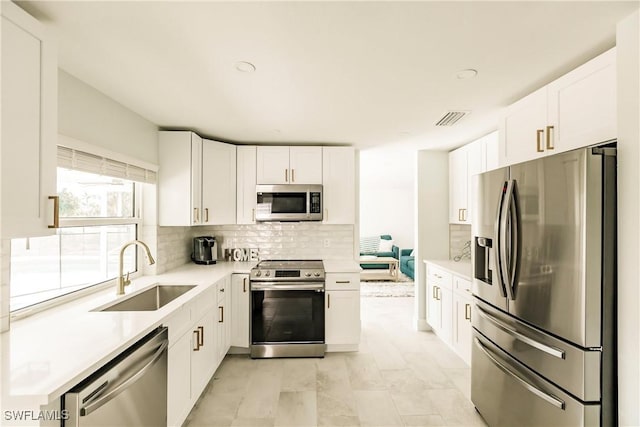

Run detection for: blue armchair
[[400, 249, 415, 280]]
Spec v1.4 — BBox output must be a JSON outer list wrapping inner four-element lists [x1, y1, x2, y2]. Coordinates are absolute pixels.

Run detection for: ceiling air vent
[[435, 111, 469, 126]]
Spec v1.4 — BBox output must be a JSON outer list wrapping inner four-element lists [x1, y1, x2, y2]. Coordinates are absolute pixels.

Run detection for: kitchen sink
[[96, 284, 197, 312]]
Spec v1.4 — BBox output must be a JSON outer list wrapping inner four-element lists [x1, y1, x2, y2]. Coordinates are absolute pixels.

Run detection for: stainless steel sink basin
[[97, 284, 197, 312]]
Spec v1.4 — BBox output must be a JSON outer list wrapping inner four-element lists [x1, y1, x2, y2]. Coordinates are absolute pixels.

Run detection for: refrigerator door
[[507, 148, 603, 348], [472, 167, 509, 312], [471, 330, 600, 427]]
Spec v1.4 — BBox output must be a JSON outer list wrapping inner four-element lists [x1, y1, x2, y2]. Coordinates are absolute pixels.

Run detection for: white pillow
[[409, 250, 415, 257], [379, 238, 394, 252]]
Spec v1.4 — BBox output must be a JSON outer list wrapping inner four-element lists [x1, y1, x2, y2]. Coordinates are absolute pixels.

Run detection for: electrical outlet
[[323, 238, 330, 248]]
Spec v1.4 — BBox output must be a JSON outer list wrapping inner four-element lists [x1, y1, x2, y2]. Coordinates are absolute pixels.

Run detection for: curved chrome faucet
[[118, 240, 156, 295]]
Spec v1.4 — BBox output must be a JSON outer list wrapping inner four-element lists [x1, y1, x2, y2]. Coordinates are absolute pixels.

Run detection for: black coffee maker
[[192, 236, 217, 265]]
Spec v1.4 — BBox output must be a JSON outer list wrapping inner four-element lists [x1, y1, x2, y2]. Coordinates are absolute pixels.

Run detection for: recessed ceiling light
[[235, 61, 256, 73], [456, 69, 478, 80]]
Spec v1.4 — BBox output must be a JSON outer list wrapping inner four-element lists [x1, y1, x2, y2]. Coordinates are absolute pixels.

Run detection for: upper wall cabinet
[[203, 139, 236, 225], [1, 2, 58, 238], [236, 146, 257, 224], [158, 131, 236, 226], [322, 147, 356, 224], [500, 48, 616, 166], [256, 146, 322, 184], [449, 131, 498, 225]]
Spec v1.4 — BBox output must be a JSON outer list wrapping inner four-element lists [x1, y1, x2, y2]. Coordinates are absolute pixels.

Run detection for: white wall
[[58, 70, 158, 165], [414, 151, 450, 330], [616, 10, 640, 426], [359, 147, 415, 250]]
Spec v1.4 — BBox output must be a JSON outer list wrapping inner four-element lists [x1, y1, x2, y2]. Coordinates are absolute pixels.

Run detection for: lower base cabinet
[[167, 332, 191, 427], [230, 274, 249, 348], [325, 272, 361, 351], [425, 261, 473, 366]]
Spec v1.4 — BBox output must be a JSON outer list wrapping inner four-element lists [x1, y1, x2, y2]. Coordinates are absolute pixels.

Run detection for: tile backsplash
[[450, 224, 471, 261], [155, 223, 355, 272]]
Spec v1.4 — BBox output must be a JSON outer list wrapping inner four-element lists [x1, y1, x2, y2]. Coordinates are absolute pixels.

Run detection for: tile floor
[[184, 297, 487, 427]]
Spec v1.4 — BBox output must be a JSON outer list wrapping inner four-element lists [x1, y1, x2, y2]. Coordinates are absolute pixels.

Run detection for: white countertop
[[424, 259, 472, 280], [0, 261, 255, 418], [323, 259, 362, 273]]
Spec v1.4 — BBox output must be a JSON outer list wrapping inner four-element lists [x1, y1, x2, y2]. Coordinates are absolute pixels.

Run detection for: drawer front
[[164, 305, 192, 345], [426, 264, 452, 289], [194, 286, 216, 319], [216, 278, 227, 303], [454, 275, 471, 292], [326, 273, 360, 291]]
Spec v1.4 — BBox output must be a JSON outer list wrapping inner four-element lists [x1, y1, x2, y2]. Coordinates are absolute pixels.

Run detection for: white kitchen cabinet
[[500, 48, 616, 167], [325, 272, 360, 351], [452, 290, 473, 365], [159, 131, 237, 226], [167, 331, 191, 427], [202, 139, 236, 225], [231, 274, 250, 348], [449, 146, 468, 224], [1, 1, 58, 238], [190, 311, 217, 401], [236, 146, 257, 224], [256, 146, 322, 184], [216, 277, 231, 362], [322, 147, 356, 224], [480, 131, 500, 172]]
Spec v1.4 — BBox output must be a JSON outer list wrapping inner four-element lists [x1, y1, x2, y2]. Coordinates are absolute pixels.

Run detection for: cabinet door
[[231, 274, 250, 348], [256, 146, 290, 184], [236, 146, 257, 224], [190, 134, 203, 225], [289, 146, 322, 184], [325, 290, 361, 345], [1, 2, 57, 238], [482, 131, 500, 172], [547, 48, 616, 154], [322, 147, 355, 224], [499, 87, 548, 166], [190, 311, 216, 400], [439, 286, 453, 344], [452, 292, 472, 365], [449, 147, 468, 224], [466, 140, 482, 225], [202, 140, 236, 225], [168, 332, 191, 427], [426, 281, 441, 331]]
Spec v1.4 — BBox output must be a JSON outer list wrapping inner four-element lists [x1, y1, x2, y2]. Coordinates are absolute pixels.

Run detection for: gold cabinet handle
[[243, 277, 247, 292], [546, 125, 554, 150], [291, 169, 295, 182], [198, 326, 204, 346], [536, 129, 544, 153], [285, 169, 288, 182], [436, 287, 441, 301], [328, 293, 331, 309], [252, 208, 255, 223], [193, 330, 200, 351], [48, 196, 59, 228], [219, 306, 224, 323], [465, 303, 471, 321], [205, 208, 209, 223], [193, 207, 199, 223]]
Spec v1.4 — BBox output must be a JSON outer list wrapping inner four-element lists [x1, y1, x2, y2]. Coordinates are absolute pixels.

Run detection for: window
[[10, 146, 156, 313]]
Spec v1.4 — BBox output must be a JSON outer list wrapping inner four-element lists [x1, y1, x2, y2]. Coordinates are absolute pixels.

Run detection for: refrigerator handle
[[494, 181, 508, 298], [508, 179, 522, 300], [498, 181, 514, 299], [473, 337, 566, 410]]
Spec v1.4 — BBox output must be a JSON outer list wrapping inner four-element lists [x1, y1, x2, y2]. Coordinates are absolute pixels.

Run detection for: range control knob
[[314, 272, 321, 277], [265, 271, 271, 277], [305, 272, 312, 277], [255, 271, 262, 277]]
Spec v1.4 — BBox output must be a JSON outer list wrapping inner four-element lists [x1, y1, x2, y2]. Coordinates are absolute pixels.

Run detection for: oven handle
[[250, 282, 325, 291]]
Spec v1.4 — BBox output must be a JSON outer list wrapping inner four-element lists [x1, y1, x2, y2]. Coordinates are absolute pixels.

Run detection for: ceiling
[[18, 1, 640, 151]]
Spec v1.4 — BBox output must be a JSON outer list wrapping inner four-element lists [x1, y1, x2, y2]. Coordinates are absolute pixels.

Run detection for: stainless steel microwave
[[256, 184, 323, 222]]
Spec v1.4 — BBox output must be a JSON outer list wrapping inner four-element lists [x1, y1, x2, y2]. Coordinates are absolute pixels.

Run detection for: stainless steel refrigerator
[[471, 144, 617, 427]]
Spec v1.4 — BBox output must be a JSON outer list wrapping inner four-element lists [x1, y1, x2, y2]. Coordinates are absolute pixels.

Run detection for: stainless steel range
[[250, 260, 325, 358]]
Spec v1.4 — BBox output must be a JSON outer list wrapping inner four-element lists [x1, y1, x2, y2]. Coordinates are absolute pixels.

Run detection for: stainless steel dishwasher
[[63, 327, 168, 427]]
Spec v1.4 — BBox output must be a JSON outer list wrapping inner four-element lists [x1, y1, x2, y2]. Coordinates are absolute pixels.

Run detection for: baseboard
[[326, 343, 359, 352], [416, 318, 432, 331]]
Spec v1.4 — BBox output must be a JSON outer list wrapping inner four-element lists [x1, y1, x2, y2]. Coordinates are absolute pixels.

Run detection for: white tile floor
[[184, 297, 487, 427]]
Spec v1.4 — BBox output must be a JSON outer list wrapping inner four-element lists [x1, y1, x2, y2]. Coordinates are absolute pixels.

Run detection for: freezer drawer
[[473, 298, 601, 402], [471, 330, 599, 427]]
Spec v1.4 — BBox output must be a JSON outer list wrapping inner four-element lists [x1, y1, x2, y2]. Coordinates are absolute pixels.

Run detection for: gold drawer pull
[[546, 125, 554, 150], [48, 196, 59, 228], [536, 129, 544, 152]]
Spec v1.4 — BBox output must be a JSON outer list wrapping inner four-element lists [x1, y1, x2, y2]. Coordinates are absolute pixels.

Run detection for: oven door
[[250, 282, 325, 358]]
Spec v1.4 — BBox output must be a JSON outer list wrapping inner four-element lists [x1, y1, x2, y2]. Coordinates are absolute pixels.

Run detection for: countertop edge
[[423, 259, 472, 280]]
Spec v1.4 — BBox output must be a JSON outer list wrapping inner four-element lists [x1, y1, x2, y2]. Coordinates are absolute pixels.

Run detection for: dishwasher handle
[[80, 339, 168, 416]]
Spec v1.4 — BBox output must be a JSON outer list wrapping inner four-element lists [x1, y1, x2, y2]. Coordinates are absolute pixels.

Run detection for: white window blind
[[57, 146, 157, 184]]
